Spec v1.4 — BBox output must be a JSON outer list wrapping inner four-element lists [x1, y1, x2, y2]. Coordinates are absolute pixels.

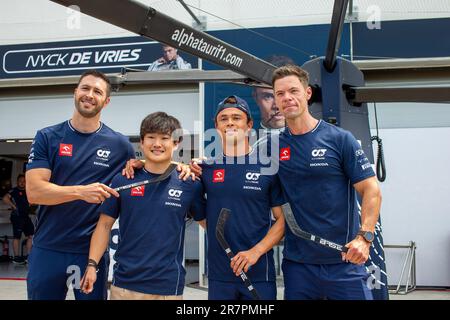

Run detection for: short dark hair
[[140, 112, 183, 143], [77, 70, 111, 97], [17, 174, 25, 181], [272, 64, 309, 88]]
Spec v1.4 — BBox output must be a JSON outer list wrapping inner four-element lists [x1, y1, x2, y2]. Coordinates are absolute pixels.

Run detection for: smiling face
[[274, 75, 312, 120], [140, 132, 178, 164], [253, 87, 285, 129], [215, 107, 253, 146], [74, 75, 110, 119]]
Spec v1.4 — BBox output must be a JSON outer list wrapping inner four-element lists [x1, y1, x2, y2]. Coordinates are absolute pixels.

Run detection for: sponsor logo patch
[[280, 147, 290, 161], [213, 169, 225, 183], [245, 172, 261, 181], [311, 148, 327, 158], [96, 149, 111, 160], [168, 188, 183, 198], [59, 143, 73, 157], [131, 186, 145, 196]]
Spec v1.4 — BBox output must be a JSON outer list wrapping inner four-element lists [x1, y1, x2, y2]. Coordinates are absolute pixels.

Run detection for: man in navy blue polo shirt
[[25, 70, 135, 300], [194, 96, 286, 300], [125, 97, 286, 299], [80, 112, 205, 299], [272, 65, 382, 300], [2, 174, 34, 264]]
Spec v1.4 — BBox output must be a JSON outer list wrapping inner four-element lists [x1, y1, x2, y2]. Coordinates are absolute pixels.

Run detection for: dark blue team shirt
[[276, 120, 375, 264], [26, 120, 135, 254], [199, 153, 285, 282], [8, 187, 29, 217], [100, 168, 205, 295]]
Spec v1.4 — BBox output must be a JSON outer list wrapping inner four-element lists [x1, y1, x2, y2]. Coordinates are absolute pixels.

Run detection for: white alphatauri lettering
[[168, 189, 183, 197], [96, 149, 111, 158], [311, 148, 327, 157], [245, 172, 261, 181]]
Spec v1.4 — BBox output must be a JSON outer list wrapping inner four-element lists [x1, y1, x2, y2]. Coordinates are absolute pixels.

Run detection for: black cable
[[183, 3, 313, 58], [371, 102, 386, 182]]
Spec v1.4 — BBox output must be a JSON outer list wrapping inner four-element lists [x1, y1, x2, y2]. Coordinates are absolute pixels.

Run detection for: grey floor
[[0, 261, 449, 300]]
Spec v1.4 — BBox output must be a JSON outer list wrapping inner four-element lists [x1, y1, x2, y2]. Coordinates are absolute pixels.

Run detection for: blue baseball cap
[[214, 95, 252, 121]]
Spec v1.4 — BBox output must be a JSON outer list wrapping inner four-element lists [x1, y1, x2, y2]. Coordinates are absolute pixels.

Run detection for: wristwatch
[[357, 230, 374, 243], [87, 258, 99, 272]]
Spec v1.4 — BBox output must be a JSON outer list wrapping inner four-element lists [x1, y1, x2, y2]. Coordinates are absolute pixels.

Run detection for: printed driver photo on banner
[[251, 55, 296, 152], [148, 43, 192, 71], [252, 55, 295, 132]]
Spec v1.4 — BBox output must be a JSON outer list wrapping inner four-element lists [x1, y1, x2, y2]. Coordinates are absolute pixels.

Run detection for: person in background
[[2, 174, 33, 264]]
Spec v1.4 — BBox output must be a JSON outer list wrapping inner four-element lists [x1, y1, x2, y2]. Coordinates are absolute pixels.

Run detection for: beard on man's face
[[74, 96, 104, 118]]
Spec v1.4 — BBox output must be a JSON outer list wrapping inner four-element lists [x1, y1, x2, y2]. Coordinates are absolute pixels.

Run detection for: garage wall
[[369, 103, 450, 286], [0, 89, 199, 140]]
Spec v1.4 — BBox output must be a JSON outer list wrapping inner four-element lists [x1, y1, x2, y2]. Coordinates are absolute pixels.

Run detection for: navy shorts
[[282, 259, 373, 300], [10, 214, 34, 239], [27, 246, 109, 300], [208, 279, 277, 300]]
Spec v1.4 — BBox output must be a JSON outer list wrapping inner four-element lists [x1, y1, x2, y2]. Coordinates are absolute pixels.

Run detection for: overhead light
[[6, 140, 15, 143], [18, 140, 33, 143]]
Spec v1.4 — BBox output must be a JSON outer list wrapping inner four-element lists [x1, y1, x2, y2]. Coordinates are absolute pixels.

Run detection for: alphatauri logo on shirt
[[59, 143, 73, 157], [243, 171, 262, 191], [96, 149, 111, 160], [131, 186, 145, 196], [311, 148, 327, 158], [245, 172, 261, 181], [280, 147, 290, 161], [310, 147, 329, 167], [355, 149, 365, 157], [165, 188, 183, 207], [168, 188, 183, 198], [213, 169, 225, 183]]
